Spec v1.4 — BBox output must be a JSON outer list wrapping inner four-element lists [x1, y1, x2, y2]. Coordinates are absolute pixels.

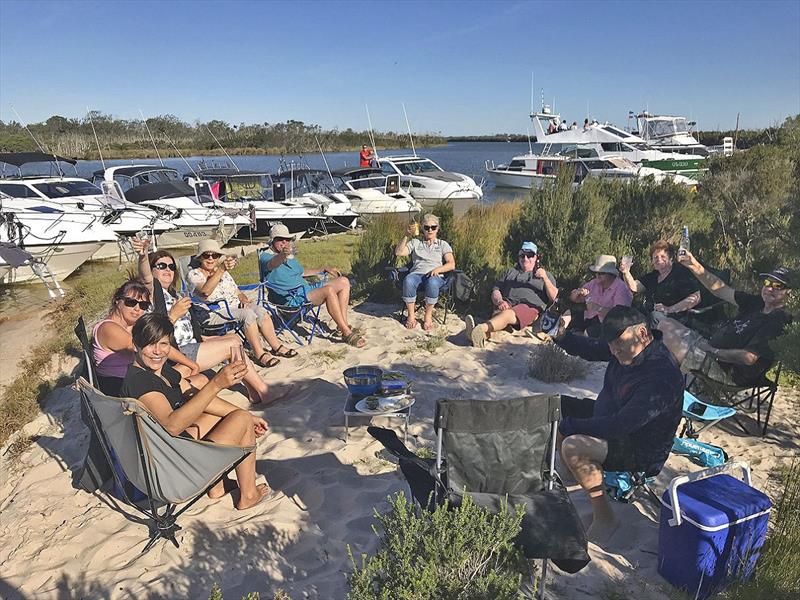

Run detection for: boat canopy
[[125, 181, 197, 203], [0, 152, 77, 167], [197, 168, 270, 178]]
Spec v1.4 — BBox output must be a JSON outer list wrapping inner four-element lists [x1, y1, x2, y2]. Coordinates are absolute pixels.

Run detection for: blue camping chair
[[680, 389, 737, 438]]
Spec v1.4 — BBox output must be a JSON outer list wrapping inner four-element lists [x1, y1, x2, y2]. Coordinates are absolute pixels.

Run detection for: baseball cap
[[520, 241, 538, 254], [599, 306, 648, 343], [759, 267, 794, 289]]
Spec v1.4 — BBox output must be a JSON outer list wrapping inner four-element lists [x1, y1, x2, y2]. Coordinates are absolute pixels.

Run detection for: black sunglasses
[[121, 297, 151, 310], [423, 225, 438, 231], [518, 251, 537, 258], [200, 252, 221, 260], [153, 262, 176, 272]]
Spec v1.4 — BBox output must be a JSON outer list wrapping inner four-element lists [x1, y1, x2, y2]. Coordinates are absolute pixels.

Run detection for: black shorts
[[560, 395, 650, 473]]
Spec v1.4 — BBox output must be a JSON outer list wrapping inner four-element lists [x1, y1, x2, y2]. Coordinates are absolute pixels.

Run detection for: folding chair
[[688, 361, 782, 437], [369, 395, 590, 598], [680, 389, 737, 438], [603, 469, 661, 504], [257, 278, 326, 346], [76, 378, 253, 553], [384, 265, 461, 325]]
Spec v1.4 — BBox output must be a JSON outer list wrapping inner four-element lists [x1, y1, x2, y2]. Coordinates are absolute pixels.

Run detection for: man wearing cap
[[554, 306, 684, 544], [658, 251, 793, 387], [568, 254, 633, 337], [465, 241, 558, 348], [359, 144, 374, 168]]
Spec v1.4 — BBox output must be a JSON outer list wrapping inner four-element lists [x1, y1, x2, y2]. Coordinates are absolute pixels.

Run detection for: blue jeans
[[402, 272, 445, 305]]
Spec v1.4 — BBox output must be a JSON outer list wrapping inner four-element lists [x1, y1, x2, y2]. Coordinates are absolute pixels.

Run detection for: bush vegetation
[[346, 492, 529, 599], [528, 343, 590, 383]]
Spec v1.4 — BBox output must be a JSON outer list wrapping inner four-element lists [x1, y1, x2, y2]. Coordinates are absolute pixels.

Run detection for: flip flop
[[255, 353, 280, 368], [404, 318, 417, 330], [271, 344, 298, 358]]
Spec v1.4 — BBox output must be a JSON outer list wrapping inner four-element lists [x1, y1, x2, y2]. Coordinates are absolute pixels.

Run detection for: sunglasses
[[423, 225, 438, 231], [153, 262, 176, 271], [121, 297, 151, 310], [200, 252, 221, 260], [763, 279, 787, 291], [518, 252, 537, 258]]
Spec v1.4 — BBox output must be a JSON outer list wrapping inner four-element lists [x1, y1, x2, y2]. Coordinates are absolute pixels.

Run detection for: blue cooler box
[[658, 463, 771, 599]]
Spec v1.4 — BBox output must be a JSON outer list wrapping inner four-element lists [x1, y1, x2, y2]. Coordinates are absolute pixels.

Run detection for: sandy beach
[[1, 303, 797, 599]]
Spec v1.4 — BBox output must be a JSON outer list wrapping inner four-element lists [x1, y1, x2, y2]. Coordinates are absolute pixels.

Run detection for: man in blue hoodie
[[555, 306, 684, 544]]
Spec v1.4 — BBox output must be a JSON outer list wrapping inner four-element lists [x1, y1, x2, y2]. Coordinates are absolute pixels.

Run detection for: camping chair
[[685, 265, 732, 337], [688, 361, 782, 437], [680, 389, 737, 438], [257, 278, 327, 346], [603, 469, 661, 504], [369, 395, 590, 598], [76, 378, 253, 553], [384, 265, 462, 325]]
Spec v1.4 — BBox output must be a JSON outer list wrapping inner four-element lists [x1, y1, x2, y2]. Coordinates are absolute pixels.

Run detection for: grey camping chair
[[76, 378, 254, 553], [369, 395, 589, 598]]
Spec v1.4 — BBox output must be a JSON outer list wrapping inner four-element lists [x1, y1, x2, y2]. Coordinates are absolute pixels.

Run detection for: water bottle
[[679, 226, 690, 256]]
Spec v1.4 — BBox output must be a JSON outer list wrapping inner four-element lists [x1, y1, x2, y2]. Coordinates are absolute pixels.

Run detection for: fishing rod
[[11, 105, 64, 177], [314, 134, 336, 186], [161, 132, 200, 179], [402, 102, 416, 157], [87, 108, 106, 170], [205, 125, 240, 172], [365, 104, 379, 161], [139, 110, 165, 167]]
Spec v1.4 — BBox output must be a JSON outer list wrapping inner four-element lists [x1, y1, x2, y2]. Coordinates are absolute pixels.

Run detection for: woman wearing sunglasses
[[132, 239, 271, 405], [92, 279, 202, 397], [465, 241, 559, 348], [394, 213, 456, 331]]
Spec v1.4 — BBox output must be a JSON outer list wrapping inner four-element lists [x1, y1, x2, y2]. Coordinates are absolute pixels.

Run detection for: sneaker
[[464, 314, 475, 339]]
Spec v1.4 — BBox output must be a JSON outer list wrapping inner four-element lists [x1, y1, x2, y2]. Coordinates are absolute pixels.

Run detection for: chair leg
[[759, 388, 777, 437]]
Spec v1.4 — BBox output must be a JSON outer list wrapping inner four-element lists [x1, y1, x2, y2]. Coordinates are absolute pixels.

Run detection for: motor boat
[[485, 153, 568, 189], [327, 167, 422, 217], [635, 112, 716, 156], [376, 155, 483, 201], [571, 155, 698, 187], [270, 168, 359, 233], [92, 165, 249, 248], [0, 152, 176, 260], [0, 194, 117, 284], [189, 167, 327, 239], [528, 107, 708, 178]]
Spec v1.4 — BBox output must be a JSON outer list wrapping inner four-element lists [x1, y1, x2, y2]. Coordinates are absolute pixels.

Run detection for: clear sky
[[1, 0, 798, 134]]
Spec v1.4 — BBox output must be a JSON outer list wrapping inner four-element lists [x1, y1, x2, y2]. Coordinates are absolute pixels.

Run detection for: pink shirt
[[92, 319, 135, 378], [580, 276, 633, 321]]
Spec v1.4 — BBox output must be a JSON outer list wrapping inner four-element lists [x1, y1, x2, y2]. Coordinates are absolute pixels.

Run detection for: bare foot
[[207, 477, 239, 499], [586, 515, 621, 546], [236, 483, 270, 510]]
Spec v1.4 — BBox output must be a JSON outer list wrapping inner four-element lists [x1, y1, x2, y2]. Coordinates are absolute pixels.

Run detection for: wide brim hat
[[588, 254, 619, 276], [197, 239, 223, 255], [268, 223, 297, 243]]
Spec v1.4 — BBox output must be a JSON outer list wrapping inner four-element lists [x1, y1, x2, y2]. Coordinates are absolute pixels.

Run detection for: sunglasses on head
[[423, 224, 438, 231], [200, 252, 221, 260], [763, 279, 787, 291], [153, 262, 176, 271], [121, 297, 151, 310]]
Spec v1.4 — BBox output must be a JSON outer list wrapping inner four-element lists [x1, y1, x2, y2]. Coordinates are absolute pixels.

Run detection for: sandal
[[255, 353, 281, 368], [271, 344, 298, 358], [343, 331, 366, 348]]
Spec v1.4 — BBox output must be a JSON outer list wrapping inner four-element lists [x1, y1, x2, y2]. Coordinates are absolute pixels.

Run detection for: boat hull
[[0, 241, 102, 283], [156, 224, 241, 249], [486, 169, 555, 190], [234, 217, 324, 240]]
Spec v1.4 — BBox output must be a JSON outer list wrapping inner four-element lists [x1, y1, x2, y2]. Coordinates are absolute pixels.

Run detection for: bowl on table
[[343, 366, 383, 397]]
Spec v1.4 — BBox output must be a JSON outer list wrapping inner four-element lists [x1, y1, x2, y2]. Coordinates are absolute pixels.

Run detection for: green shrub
[[346, 492, 529, 599], [351, 213, 409, 300], [528, 342, 589, 383], [427, 198, 455, 242]]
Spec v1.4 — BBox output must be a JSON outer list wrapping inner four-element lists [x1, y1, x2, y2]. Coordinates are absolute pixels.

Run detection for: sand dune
[[1, 303, 797, 599]]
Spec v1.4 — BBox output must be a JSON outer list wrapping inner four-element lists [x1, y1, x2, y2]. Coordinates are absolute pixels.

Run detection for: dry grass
[[528, 342, 589, 383]]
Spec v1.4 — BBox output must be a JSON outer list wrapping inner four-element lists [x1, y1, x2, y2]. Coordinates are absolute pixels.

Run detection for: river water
[[0, 142, 530, 313]]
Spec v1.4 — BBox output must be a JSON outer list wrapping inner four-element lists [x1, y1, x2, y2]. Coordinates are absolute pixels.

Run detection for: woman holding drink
[[132, 237, 271, 404], [568, 255, 633, 337], [121, 313, 271, 510], [188, 239, 295, 369]]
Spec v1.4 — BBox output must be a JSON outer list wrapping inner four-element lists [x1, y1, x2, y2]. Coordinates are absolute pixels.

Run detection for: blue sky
[[1, 0, 798, 134]]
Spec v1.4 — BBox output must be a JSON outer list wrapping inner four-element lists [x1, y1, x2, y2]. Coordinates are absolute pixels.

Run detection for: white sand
[[1, 303, 797, 599]]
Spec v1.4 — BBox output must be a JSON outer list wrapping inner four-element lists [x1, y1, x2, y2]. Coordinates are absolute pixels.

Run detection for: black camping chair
[[384, 264, 463, 325], [369, 395, 590, 598], [685, 264, 732, 337]]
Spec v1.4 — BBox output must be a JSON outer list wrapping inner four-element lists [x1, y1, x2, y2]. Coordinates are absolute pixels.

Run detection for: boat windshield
[[394, 159, 441, 175], [33, 180, 103, 198], [130, 169, 181, 187], [220, 175, 269, 201], [643, 119, 686, 139], [346, 174, 385, 190]]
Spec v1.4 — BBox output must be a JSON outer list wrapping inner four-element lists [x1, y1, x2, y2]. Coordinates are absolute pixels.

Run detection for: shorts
[[679, 330, 737, 386], [511, 303, 540, 329], [178, 341, 200, 362], [559, 395, 654, 473]]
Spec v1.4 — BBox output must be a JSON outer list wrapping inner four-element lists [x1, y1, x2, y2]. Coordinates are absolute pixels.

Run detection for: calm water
[[0, 142, 530, 312]]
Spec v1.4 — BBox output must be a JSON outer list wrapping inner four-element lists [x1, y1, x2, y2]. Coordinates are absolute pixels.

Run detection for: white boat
[[0, 197, 117, 283], [92, 165, 249, 248], [485, 153, 567, 189], [376, 155, 483, 201], [190, 167, 328, 238], [271, 169, 359, 232], [328, 167, 422, 216], [635, 112, 713, 156], [0, 152, 176, 260]]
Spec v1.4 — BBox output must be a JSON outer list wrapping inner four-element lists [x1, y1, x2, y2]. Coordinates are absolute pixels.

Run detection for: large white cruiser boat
[[376, 155, 483, 201], [190, 167, 328, 238], [271, 168, 359, 233], [328, 168, 421, 217], [92, 166, 248, 248], [635, 112, 713, 156]]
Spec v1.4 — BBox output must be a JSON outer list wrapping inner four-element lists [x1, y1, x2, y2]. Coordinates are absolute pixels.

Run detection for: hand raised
[[131, 237, 150, 256], [214, 361, 247, 389]]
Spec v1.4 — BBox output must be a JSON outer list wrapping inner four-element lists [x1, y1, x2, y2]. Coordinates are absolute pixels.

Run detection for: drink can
[[411, 222, 420, 237]]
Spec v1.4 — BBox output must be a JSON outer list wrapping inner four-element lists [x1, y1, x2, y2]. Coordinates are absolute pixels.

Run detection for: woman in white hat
[[568, 255, 633, 337], [187, 239, 295, 368]]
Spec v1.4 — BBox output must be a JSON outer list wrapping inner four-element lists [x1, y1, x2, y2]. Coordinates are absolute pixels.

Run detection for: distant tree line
[[0, 112, 446, 159]]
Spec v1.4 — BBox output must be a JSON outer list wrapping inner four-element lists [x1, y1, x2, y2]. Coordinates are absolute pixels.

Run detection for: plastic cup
[[230, 345, 244, 365], [620, 255, 633, 271], [411, 222, 420, 237]]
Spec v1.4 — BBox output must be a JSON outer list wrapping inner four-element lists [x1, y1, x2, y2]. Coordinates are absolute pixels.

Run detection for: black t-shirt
[[121, 362, 185, 410], [639, 264, 700, 316], [710, 291, 792, 385]]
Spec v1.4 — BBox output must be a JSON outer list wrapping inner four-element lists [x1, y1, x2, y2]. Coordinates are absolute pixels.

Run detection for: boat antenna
[[139, 110, 165, 167], [314, 134, 336, 186], [402, 103, 416, 157], [11, 105, 64, 177], [205, 124, 240, 172], [86, 107, 106, 170], [530, 73, 534, 114], [365, 104, 379, 160], [162, 132, 200, 178], [540, 88, 544, 111]]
